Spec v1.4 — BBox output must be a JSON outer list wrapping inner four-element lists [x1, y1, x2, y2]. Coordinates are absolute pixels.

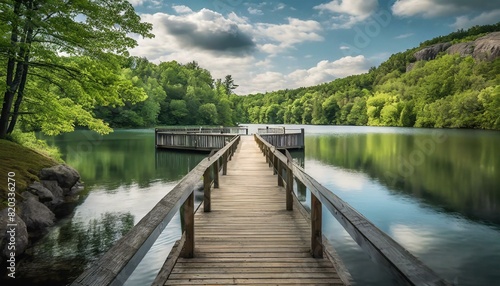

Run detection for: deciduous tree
[[0, 0, 153, 138]]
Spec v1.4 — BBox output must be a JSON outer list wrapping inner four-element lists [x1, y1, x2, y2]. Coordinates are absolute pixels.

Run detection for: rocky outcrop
[[19, 197, 55, 233], [446, 42, 475, 57], [471, 32, 500, 61], [27, 182, 54, 203], [0, 164, 84, 263], [414, 42, 452, 61], [445, 32, 500, 60], [408, 32, 500, 72], [40, 164, 80, 189], [0, 209, 29, 257]]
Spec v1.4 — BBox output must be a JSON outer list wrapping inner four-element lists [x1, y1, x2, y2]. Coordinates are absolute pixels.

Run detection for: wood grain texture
[[161, 136, 344, 286]]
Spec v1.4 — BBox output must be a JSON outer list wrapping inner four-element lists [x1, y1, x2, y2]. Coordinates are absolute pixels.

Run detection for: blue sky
[[127, 0, 500, 94]]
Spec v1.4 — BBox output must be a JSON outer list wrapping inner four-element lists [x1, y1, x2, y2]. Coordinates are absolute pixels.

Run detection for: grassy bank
[[0, 139, 59, 206]]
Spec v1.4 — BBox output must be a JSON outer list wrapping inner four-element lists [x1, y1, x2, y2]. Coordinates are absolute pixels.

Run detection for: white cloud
[[339, 45, 350, 50], [255, 18, 323, 54], [314, 0, 378, 28], [273, 3, 286, 11], [244, 56, 371, 94], [248, 7, 263, 15], [129, 7, 361, 95], [452, 9, 500, 29], [172, 5, 193, 14], [392, 0, 462, 18], [392, 0, 500, 19], [395, 33, 414, 39], [287, 55, 371, 87]]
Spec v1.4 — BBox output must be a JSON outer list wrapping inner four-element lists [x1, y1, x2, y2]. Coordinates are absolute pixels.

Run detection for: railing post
[[223, 152, 228, 175], [277, 159, 283, 186], [273, 154, 278, 175], [311, 193, 323, 258], [213, 159, 219, 189], [204, 168, 211, 212], [286, 164, 293, 211], [182, 192, 194, 258]]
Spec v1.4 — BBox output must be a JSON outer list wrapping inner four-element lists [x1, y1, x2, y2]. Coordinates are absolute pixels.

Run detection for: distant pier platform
[[155, 126, 304, 151]]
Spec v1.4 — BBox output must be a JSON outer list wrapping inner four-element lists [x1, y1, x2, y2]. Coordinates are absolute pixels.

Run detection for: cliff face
[[408, 32, 500, 71], [414, 42, 452, 61], [469, 32, 500, 61]]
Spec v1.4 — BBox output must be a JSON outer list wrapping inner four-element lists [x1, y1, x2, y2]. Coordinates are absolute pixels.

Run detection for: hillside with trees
[[3, 19, 499, 137], [235, 23, 500, 130]]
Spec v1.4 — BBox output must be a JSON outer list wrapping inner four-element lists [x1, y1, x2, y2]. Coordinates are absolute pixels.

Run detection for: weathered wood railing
[[254, 134, 450, 286], [156, 126, 248, 134], [155, 133, 236, 151], [258, 127, 305, 149], [72, 136, 240, 286]]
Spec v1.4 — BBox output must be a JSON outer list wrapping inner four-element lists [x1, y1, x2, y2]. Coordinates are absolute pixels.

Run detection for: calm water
[[7, 126, 500, 285]]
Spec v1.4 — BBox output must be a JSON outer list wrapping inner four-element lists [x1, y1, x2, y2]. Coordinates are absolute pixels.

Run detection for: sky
[[127, 0, 500, 95]]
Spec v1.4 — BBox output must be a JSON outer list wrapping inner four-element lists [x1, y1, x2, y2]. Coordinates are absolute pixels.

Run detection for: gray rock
[[0, 208, 29, 258], [28, 181, 54, 203], [473, 32, 500, 61], [41, 180, 65, 209], [414, 42, 452, 61], [39, 164, 80, 189], [19, 197, 55, 231], [446, 42, 475, 57], [21, 191, 39, 201], [41, 180, 64, 198]]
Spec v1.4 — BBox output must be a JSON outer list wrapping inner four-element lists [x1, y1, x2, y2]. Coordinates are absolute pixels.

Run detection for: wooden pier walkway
[[158, 136, 344, 285], [73, 133, 449, 286]]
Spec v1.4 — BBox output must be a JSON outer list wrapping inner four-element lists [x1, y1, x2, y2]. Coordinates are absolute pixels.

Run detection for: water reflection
[[41, 130, 206, 189], [306, 129, 500, 225], [9, 130, 206, 285], [14, 212, 134, 285], [302, 127, 500, 286]]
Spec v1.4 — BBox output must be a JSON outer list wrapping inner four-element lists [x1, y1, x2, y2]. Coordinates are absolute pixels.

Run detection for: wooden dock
[[154, 136, 346, 285], [73, 134, 449, 286]]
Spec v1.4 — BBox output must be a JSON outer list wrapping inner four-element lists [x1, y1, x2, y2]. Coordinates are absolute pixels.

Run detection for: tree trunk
[[7, 0, 34, 135], [0, 0, 22, 139]]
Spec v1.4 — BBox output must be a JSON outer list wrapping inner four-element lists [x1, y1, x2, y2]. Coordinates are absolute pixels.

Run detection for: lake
[[8, 125, 500, 285]]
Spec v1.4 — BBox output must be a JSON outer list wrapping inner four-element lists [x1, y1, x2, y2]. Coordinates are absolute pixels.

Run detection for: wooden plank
[[165, 278, 343, 285], [158, 136, 343, 286], [171, 267, 338, 274], [72, 136, 241, 286]]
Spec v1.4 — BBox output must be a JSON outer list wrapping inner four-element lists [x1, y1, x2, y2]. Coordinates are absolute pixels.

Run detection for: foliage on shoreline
[[0, 139, 59, 206], [94, 23, 499, 131]]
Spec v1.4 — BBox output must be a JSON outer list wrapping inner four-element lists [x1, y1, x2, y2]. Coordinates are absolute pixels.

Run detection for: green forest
[[235, 23, 500, 130], [98, 23, 500, 130], [1, 0, 499, 141]]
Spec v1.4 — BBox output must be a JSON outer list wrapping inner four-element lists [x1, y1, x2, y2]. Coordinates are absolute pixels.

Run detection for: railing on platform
[[71, 136, 240, 286], [156, 133, 236, 151], [254, 134, 450, 286], [156, 126, 248, 135], [257, 127, 304, 149]]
